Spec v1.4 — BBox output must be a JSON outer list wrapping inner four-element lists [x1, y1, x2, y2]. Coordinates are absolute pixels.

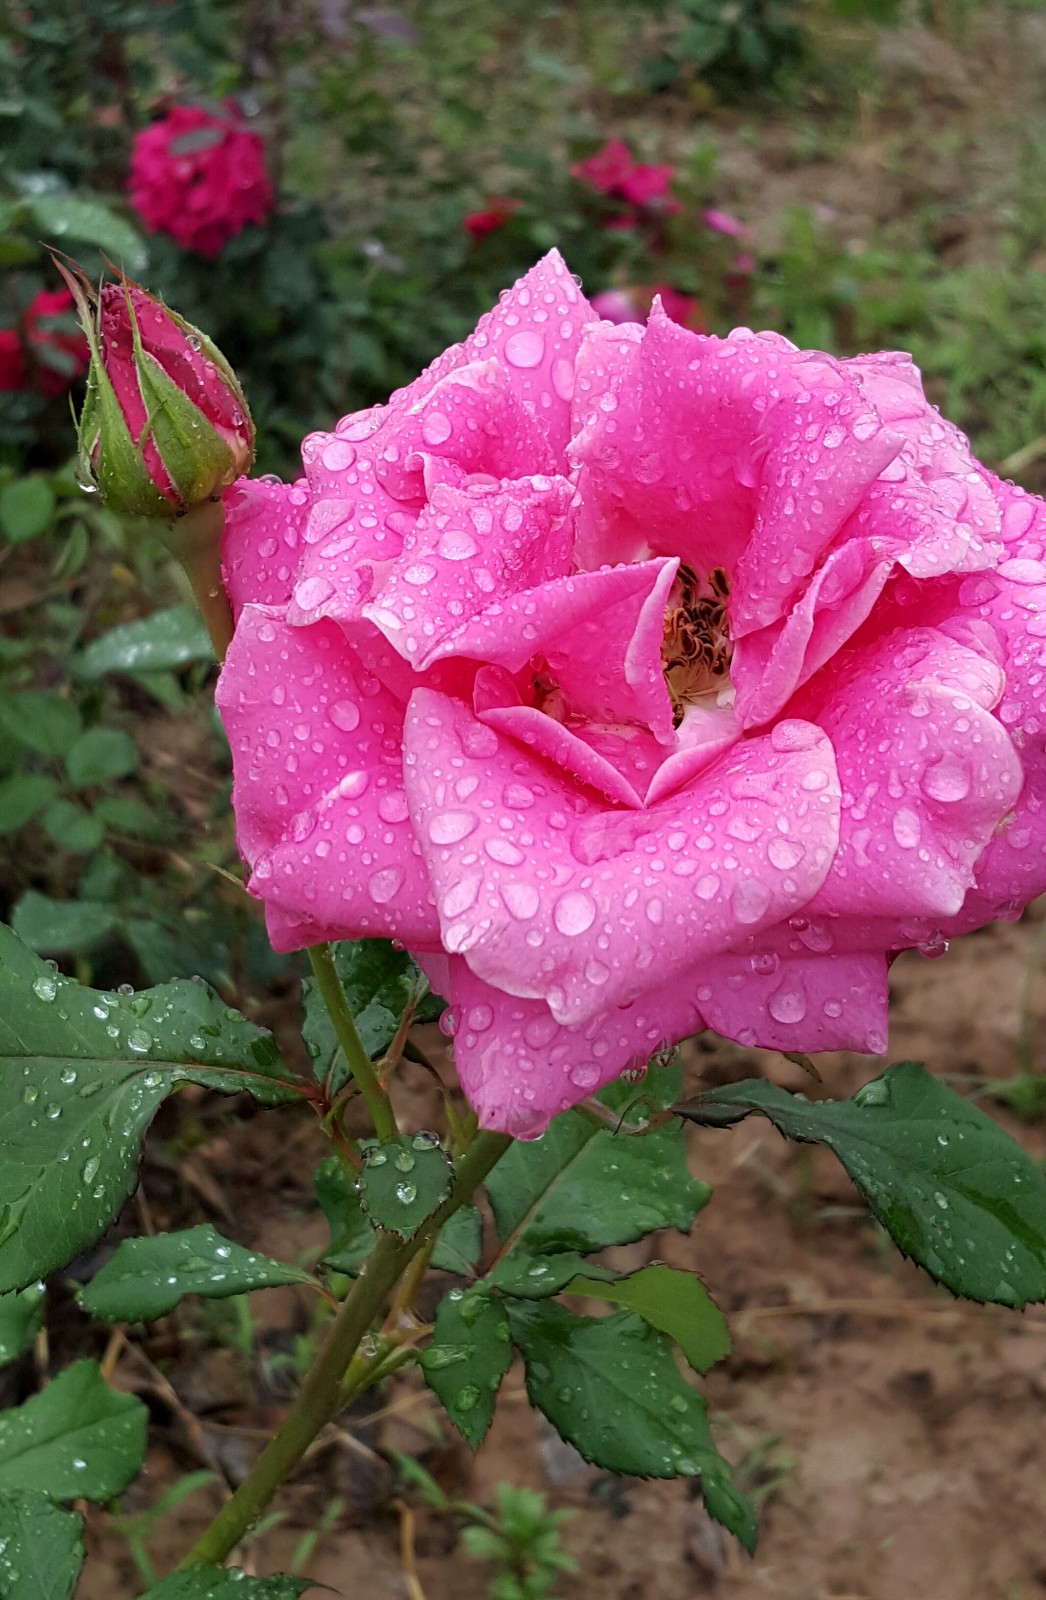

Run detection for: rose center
[[661, 563, 733, 727]]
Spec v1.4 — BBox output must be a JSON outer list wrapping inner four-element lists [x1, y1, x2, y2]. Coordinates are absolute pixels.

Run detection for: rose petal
[[404, 689, 839, 1026], [431, 955, 703, 1138], [695, 947, 889, 1053], [221, 477, 310, 617], [216, 606, 438, 948], [804, 626, 1022, 922]]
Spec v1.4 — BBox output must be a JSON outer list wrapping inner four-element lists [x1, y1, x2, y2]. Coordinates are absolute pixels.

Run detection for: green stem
[[158, 497, 234, 662], [178, 1128, 512, 1569], [308, 943, 398, 1142]]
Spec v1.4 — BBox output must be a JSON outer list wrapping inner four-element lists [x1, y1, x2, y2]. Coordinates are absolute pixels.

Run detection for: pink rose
[[0, 328, 28, 392], [0, 288, 89, 396], [703, 208, 750, 240], [592, 285, 704, 331], [572, 138, 679, 212], [463, 197, 521, 243], [217, 251, 1046, 1137], [23, 288, 90, 395], [128, 102, 273, 258]]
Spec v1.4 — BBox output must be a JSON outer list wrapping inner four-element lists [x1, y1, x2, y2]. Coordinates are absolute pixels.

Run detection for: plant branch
[[308, 942, 398, 1142], [178, 1128, 512, 1568]]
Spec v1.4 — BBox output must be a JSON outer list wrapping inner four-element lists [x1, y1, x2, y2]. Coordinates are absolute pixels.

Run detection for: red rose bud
[[58, 261, 254, 520]]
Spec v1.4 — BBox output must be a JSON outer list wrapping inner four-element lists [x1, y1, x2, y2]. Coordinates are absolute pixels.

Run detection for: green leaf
[[313, 1155, 375, 1275], [563, 1265, 731, 1374], [430, 1205, 482, 1276], [0, 776, 57, 835], [0, 925, 301, 1293], [40, 798, 104, 854], [358, 1133, 452, 1239], [11, 891, 117, 952], [421, 1287, 512, 1448], [26, 194, 148, 275], [0, 693, 81, 758], [79, 1225, 314, 1322], [77, 605, 214, 678], [677, 1062, 1046, 1307], [490, 1249, 616, 1301], [0, 479, 56, 545], [302, 938, 443, 1090], [65, 727, 139, 787], [485, 1111, 708, 1262], [141, 1572, 310, 1599], [0, 1360, 146, 1501], [506, 1302, 755, 1551], [0, 1282, 45, 1363], [93, 795, 172, 842], [0, 1490, 84, 1600], [315, 1157, 476, 1276]]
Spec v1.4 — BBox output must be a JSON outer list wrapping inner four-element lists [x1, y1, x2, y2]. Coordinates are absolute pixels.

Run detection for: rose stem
[[308, 942, 399, 1142], [178, 1128, 512, 1568]]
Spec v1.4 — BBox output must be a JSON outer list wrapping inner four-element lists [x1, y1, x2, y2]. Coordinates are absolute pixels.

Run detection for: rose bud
[[58, 259, 254, 659], [59, 262, 253, 520]]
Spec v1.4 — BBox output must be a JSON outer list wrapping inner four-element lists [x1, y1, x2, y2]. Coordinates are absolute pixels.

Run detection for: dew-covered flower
[[62, 265, 254, 519], [128, 102, 273, 259], [217, 251, 1046, 1137]]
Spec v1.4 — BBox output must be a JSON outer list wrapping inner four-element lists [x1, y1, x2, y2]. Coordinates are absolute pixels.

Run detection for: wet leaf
[[507, 1301, 755, 1550], [77, 606, 214, 678], [79, 1225, 314, 1322], [421, 1287, 512, 1448], [563, 1264, 731, 1374], [313, 1156, 375, 1275], [142, 1571, 310, 1599], [0, 1283, 45, 1364], [0, 925, 301, 1293], [677, 1061, 1046, 1306], [0, 1360, 146, 1501], [485, 1101, 707, 1262], [0, 1490, 83, 1600], [358, 1133, 452, 1239]]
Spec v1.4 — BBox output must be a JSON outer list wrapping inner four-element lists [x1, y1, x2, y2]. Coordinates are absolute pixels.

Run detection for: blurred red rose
[[129, 102, 273, 259]]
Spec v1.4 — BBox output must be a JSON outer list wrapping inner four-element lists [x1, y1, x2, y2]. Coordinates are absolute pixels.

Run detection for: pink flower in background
[[0, 328, 28, 391], [591, 284, 704, 331], [571, 138, 636, 195], [0, 288, 88, 396], [463, 197, 521, 243], [703, 208, 750, 239], [23, 288, 90, 395], [128, 102, 273, 258], [572, 138, 680, 213], [217, 250, 1046, 1137]]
